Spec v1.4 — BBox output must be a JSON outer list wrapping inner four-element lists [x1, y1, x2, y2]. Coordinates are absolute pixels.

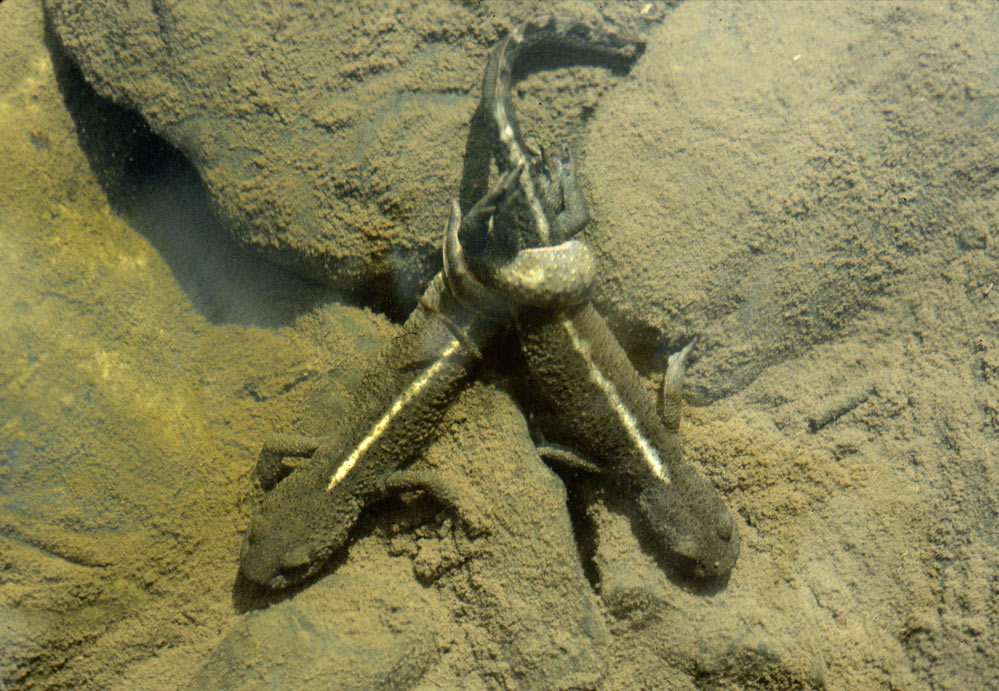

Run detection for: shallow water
[[2, 0, 998, 688]]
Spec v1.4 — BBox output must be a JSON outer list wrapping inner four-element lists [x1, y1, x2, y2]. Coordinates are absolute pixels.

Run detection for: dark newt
[[239, 170, 595, 589], [466, 14, 740, 581]]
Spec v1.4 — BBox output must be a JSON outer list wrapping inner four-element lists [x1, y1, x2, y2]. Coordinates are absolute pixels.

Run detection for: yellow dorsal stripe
[[327, 340, 462, 491], [561, 319, 669, 485]]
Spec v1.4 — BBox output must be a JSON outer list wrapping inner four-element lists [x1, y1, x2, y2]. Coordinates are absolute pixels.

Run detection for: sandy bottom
[[1, 1, 996, 689]]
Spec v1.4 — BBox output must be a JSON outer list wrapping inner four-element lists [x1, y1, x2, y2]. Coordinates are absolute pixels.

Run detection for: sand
[[2, 1, 996, 688]]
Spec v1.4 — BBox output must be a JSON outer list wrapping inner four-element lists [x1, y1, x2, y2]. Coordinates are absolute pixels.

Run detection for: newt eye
[[672, 532, 701, 563], [716, 518, 733, 541], [280, 544, 311, 570]]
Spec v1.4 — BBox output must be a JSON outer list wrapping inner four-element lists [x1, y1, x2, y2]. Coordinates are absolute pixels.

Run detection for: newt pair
[[240, 14, 739, 590], [239, 169, 589, 588]]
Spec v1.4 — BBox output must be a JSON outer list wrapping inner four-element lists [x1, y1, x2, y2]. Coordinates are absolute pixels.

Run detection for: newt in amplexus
[[462, 14, 740, 580], [240, 169, 595, 589], [239, 13, 739, 589]]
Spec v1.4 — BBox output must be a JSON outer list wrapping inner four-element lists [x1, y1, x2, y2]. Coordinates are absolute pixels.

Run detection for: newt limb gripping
[[481, 14, 646, 247]]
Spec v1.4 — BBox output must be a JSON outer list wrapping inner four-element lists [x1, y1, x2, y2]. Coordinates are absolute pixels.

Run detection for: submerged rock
[[41, 0, 642, 315], [44, 1, 999, 398]]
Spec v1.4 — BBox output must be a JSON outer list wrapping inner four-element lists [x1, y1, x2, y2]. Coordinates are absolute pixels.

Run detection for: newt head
[[240, 513, 317, 589], [239, 465, 357, 589], [637, 469, 740, 582]]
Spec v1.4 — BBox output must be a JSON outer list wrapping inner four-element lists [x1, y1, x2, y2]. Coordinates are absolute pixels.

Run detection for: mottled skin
[[468, 15, 739, 580]]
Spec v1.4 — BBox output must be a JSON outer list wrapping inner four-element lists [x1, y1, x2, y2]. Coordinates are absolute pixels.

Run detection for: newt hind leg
[[370, 469, 492, 583], [552, 147, 589, 239]]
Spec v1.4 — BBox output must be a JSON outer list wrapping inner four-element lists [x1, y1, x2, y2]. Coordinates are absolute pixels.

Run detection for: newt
[[466, 14, 740, 580]]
